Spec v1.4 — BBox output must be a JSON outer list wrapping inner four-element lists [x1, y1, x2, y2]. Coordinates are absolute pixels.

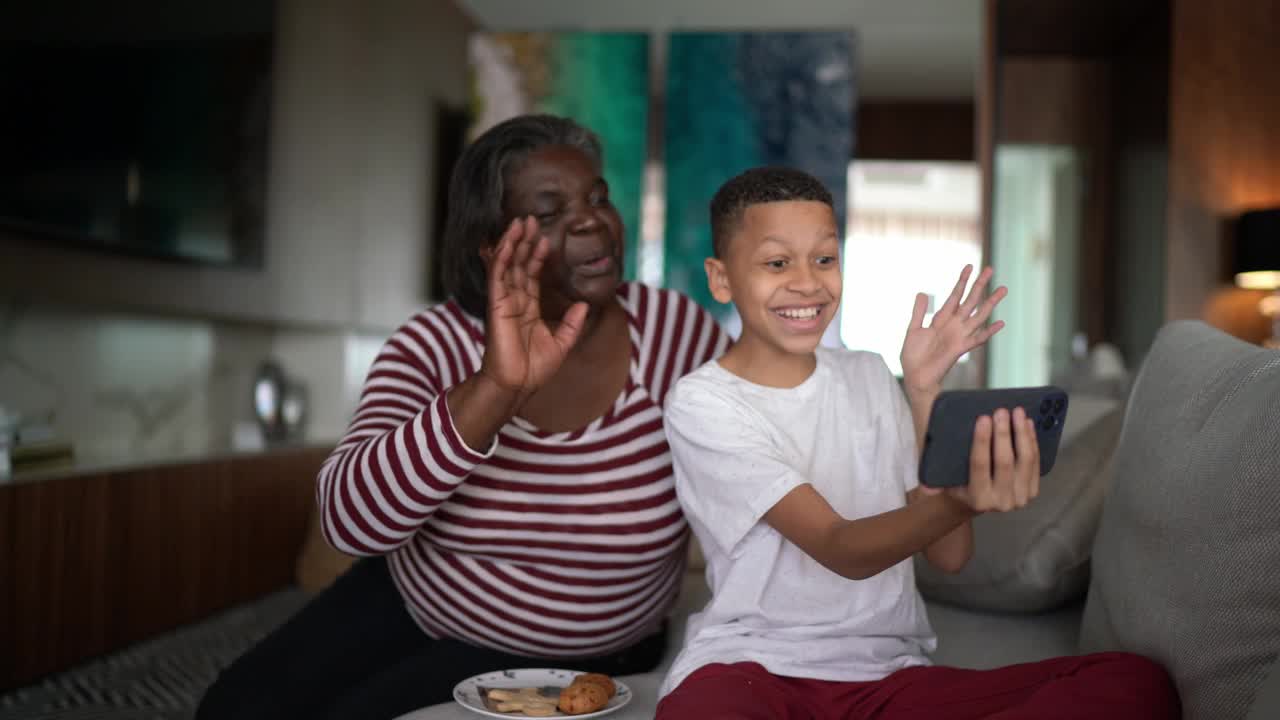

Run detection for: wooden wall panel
[[999, 59, 1110, 147], [0, 485, 13, 685], [976, 0, 997, 387], [6, 474, 111, 686], [1105, 1, 1170, 365], [998, 0, 1161, 57], [0, 446, 329, 691], [979, 0, 996, 258], [998, 58, 1111, 346], [856, 101, 975, 162], [1166, 0, 1280, 332]]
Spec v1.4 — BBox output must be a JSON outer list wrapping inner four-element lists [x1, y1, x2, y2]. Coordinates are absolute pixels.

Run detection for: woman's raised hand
[[479, 217, 589, 400]]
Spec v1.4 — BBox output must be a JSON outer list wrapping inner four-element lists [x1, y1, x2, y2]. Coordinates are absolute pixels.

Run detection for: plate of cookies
[[452, 669, 629, 718]]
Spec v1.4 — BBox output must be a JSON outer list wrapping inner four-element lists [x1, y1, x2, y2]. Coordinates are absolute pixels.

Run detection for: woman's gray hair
[[441, 114, 604, 318]]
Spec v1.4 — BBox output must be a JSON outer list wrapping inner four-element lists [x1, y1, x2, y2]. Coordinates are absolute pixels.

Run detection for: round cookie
[[558, 681, 609, 715], [573, 673, 616, 698]]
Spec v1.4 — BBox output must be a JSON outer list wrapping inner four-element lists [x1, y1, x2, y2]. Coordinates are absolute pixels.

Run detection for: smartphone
[[918, 386, 1069, 489]]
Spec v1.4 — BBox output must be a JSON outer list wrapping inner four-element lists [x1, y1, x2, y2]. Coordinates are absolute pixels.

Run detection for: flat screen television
[[0, 7, 273, 267]]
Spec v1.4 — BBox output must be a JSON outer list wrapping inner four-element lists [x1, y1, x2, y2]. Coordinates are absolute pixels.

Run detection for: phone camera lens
[[1053, 397, 1065, 413], [1039, 398, 1052, 414], [1040, 415, 1056, 431]]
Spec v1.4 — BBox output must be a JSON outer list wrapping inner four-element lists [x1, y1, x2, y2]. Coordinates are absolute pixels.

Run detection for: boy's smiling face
[[706, 200, 842, 360]]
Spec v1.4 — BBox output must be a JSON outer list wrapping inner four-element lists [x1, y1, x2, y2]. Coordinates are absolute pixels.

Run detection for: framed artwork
[[466, 29, 856, 321], [469, 32, 649, 280], [665, 31, 856, 317]]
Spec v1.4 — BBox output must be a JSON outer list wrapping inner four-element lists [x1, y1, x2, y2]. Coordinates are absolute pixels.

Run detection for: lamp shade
[[1235, 208, 1280, 290]]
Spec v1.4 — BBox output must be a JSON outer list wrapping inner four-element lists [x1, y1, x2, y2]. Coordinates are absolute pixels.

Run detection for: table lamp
[[1234, 208, 1280, 348]]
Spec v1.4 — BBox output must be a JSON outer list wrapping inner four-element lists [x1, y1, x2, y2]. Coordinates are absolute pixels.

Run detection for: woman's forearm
[[446, 371, 523, 453], [318, 356, 508, 557]]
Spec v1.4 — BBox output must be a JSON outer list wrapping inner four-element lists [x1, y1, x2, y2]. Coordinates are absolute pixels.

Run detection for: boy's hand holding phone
[[918, 405, 1042, 513], [900, 264, 1047, 514]]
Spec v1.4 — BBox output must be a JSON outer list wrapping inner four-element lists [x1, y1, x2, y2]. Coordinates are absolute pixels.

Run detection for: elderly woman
[[197, 114, 727, 719]]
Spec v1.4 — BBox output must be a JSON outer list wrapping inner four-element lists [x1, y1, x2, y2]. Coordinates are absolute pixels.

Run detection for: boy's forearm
[[905, 384, 940, 455], [923, 510, 974, 573], [821, 492, 975, 580], [906, 487, 976, 572], [902, 383, 977, 572]]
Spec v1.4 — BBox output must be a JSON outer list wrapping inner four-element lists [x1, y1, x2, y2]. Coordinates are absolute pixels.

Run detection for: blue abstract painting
[[664, 32, 856, 317]]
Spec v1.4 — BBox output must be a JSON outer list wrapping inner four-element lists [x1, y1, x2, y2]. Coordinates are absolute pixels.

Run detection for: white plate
[[452, 668, 631, 719]]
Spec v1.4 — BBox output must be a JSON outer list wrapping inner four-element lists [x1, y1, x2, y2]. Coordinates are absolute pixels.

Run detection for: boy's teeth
[[777, 307, 819, 319]]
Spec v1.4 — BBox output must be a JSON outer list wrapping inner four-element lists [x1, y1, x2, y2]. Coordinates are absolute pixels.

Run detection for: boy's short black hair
[[709, 166, 834, 258]]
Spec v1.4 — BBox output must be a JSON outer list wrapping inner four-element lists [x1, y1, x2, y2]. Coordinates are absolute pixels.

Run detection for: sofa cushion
[[925, 599, 1083, 669], [1080, 320, 1280, 720], [915, 395, 1124, 612], [295, 505, 356, 593], [1247, 658, 1280, 720]]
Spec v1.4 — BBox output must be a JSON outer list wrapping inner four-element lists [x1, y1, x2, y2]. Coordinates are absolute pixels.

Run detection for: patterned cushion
[[0, 591, 307, 720], [1080, 321, 1280, 720]]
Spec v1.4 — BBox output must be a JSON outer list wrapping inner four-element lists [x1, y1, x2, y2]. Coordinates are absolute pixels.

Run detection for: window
[[840, 161, 982, 381]]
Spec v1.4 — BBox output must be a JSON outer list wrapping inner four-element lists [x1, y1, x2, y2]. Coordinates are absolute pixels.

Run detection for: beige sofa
[[401, 321, 1280, 720]]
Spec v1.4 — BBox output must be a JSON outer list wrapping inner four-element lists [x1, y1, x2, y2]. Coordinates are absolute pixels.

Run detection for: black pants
[[196, 556, 668, 720]]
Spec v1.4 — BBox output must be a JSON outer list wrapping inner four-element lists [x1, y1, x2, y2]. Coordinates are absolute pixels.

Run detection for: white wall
[[0, 0, 473, 333], [0, 0, 473, 477], [0, 299, 386, 477], [272, 0, 475, 329]]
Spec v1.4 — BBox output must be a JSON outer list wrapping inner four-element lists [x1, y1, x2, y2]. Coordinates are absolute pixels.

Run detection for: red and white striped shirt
[[318, 283, 728, 658]]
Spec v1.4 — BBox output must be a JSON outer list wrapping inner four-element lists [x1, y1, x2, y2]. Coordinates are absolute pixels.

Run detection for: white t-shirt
[[659, 347, 936, 697]]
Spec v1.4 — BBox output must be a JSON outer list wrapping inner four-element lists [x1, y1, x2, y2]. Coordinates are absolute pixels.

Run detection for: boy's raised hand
[[900, 265, 1007, 396]]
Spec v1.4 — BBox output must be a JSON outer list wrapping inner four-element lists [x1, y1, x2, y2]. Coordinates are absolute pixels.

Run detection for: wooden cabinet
[[0, 446, 329, 691]]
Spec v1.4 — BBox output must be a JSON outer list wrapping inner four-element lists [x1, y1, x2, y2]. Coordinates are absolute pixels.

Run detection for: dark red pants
[[656, 652, 1178, 720]]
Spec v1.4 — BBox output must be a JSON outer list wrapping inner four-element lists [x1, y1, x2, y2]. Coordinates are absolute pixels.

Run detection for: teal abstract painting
[[665, 32, 855, 318], [470, 33, 649, 281]]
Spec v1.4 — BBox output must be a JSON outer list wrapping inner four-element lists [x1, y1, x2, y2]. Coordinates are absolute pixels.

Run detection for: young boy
[[656, 167, 1178, 719]]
